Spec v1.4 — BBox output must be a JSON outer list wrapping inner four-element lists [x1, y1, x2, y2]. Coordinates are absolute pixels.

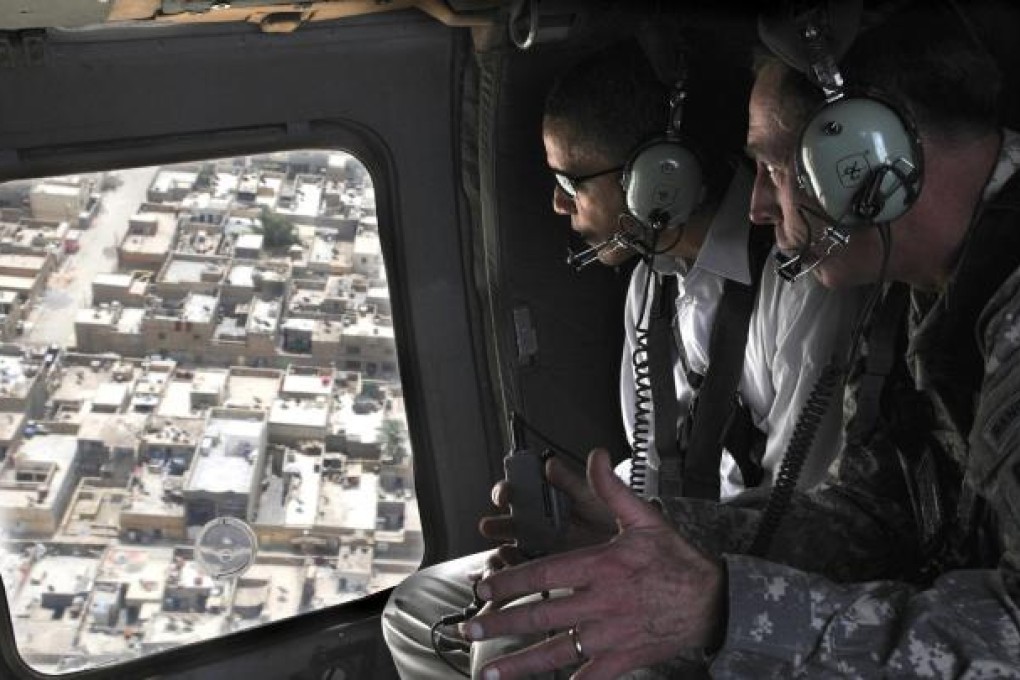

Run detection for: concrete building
[[175, 222, 224, 257], [76, 412, 147, 481], [224, 367, 281, 411], [29, 177, 89, 222], [267, 395, 330, 446], [0, 252, 55, 306], [352, 229, 383, 279], [338, 310, 396, 378], [182, 410, 267, 526], [281, 318, 314, 354], [0, 291, 23, 340], [147, 167, 199, 204], [57, 480, 131, 543], [0, 434, 79, 537], [91, 272, 151, 307], [0, 350, 47, 416], [0, 218, 70, 257], [152, 255, 225, 305], [234, 234, 263, 260], [143, 292, 218, 357], [118, 208, 178, 271], [189, 369, 227, 411], [73, 303, 145, 356], [130, 360, 175, 414], [0, 410, 25, 462], [9, 553, 96, 667]]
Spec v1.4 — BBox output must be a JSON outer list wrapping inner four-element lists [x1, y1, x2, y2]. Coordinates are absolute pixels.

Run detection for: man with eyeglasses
[[382, 36, 865, 680], [540, 38, 866, 505]]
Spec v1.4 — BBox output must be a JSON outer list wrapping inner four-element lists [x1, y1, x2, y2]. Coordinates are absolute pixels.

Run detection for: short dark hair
[[543, 40, 669, 166], [544, 35, 750, 207]]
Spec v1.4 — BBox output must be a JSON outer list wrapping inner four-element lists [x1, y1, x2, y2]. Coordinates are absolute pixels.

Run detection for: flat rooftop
[[150, 169, 198, 196], [51, 359, 117, 404], [121, 211, 176, 256], [227, 264, 255, 288], [0, 412, 23, 442], [0, 253, 47, 272], [281, 371, 333, 398], [58, 482, 130, 541], [183, 294, 217, 324], [185, 417, 265, 495], [225, 371, 280, 410], [236, 234, 263, 251], [0, 435, 77, 515], [318, 464, 377, 532], [162, 258, 223, 285], [331, 392, 382, 444], [0, 275, 34, 293], [269, 398, 330, 429]]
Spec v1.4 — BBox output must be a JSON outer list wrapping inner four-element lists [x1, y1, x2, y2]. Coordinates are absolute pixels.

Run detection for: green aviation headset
[[761, 0, 923, 229], [620, 64, 705, 234]]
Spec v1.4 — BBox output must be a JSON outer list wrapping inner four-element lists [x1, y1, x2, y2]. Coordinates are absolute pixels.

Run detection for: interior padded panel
[[487, 40, 632, 463]]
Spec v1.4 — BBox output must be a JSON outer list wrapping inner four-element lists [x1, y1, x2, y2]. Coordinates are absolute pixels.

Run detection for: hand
[[464, 449, 726, 680], [478, 452, 617, 570]]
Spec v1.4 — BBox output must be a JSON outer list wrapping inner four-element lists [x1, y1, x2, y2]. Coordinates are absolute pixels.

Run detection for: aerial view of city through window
[[0, 151, 422, 672]]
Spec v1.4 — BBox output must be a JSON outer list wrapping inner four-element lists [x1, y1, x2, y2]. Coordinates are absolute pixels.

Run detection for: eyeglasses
[[552, 165, 624, 199]]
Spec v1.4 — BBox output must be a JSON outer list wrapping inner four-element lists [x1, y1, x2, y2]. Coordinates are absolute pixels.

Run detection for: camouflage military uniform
[[689, 131, 1020, 677]]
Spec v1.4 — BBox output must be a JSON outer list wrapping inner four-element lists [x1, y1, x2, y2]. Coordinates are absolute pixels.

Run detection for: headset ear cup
[[798, 95, 922, 226], [624, 139, 704, 231]]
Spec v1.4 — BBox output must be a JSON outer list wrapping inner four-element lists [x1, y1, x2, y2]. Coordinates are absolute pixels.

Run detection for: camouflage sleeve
[[713, 554, 1020, 677], [975, 264, 1020, 578], [661, 428, 916, 584]]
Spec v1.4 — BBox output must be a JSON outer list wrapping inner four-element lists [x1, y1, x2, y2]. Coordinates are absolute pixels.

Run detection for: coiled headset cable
[[748, 221, 892, 557], [628, 224, 667, 495]]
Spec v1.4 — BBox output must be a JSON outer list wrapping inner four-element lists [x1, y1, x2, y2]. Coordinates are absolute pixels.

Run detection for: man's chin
[[812, 260, 864, 290], [598, 248, 635, 268]]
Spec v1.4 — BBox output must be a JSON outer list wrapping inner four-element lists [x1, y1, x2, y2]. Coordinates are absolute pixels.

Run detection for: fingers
[[485, 544, 524, 572], [587, 448, 666, 531], [490, 479, 509, 509], [475, 627, 591, 680], [473, 545, 602, 611], [478, 514, 514, 542], [544, 455, 588, 498], [463, 588, 603, 644], [473, 619, 649, 680]]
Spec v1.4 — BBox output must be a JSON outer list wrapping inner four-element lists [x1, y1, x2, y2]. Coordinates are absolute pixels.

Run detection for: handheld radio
[[502, 412, 571, 558]]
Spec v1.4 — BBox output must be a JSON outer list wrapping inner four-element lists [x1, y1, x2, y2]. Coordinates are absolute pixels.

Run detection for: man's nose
[[552, 184, 576, 216], [749, 165, 779, 226]]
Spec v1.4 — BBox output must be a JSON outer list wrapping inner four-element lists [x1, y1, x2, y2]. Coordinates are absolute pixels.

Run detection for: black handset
[[503, 413, 571, 558]]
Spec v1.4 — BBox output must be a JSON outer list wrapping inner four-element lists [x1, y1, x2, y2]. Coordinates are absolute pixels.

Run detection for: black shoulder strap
[[647, 273, 682, 496], [661, 227, 773, 500], [846, 282, 911, 446]]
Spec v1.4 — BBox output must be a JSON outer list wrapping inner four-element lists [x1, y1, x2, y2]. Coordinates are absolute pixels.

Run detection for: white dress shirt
[[618, 164, 865, 500]]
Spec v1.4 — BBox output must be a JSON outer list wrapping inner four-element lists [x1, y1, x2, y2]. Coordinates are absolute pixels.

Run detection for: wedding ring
[[567, 625, 586, 661]]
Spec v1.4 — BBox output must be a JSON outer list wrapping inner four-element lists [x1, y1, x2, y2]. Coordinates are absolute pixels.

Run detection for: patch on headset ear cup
[[623, 139, 703, 231], [797, 96, 922, 226]]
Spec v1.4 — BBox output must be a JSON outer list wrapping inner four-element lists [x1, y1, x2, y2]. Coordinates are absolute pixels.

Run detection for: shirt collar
[[650, 163, 753, 284]]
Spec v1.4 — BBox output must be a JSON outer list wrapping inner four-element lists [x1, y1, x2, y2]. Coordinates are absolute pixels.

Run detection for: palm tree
[[378, 419, 406, 464]]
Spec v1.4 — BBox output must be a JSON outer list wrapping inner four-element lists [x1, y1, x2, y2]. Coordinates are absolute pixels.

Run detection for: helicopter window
[[0, 150, 422, 673]]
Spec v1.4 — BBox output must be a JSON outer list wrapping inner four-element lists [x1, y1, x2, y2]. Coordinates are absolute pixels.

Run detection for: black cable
[[748, 221, 893, 557], [429, 614, 471, 678], [513, 413, 586, 467], [747, 358, 844, 557], [428, 578, 491, 678], [628, 238, 661, 495]]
